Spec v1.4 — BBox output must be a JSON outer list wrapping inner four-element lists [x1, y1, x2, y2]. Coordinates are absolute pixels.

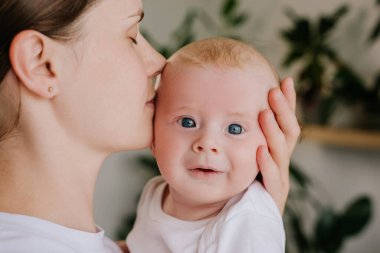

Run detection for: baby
[[127, 37, 285, 253]]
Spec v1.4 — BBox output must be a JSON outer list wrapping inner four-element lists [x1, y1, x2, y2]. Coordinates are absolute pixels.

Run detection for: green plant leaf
[[318, 5, 348, 37], [333, 5, 350, 19], [318, 16, 336, 37], [314, 197, 373, 252], [364, 73, 380, 116], [289, 163, 310, 188], [221, 0, 238, 17], [229, 13, 248, 26], [369, 16, 380, 41], [339, 196, 372, 237], [320, 45, 338, 62], [332, 67, 367, 104], [281, 18, 311, 45], [299, 60, 323, 87], [373, 72, 380, 95], [173, 11, 197, 42], [288, 210, 311, 252], [282, 50, 305, 67], [314, 208, 343, 252], [317, 96, 338, 125]]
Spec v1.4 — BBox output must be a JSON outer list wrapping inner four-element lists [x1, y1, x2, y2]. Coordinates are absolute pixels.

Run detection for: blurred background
[[94, 0, 380, 252]]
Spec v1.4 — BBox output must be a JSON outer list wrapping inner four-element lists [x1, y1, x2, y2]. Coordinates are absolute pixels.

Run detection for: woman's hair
[[0, 0, 99, 141]]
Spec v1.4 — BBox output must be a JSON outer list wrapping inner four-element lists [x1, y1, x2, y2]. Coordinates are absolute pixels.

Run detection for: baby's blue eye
[[228, 124, 243, 135], [180, 117, 196, 128]]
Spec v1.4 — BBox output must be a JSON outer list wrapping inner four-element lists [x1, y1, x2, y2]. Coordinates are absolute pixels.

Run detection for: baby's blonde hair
[[169, 37, 279, 82]]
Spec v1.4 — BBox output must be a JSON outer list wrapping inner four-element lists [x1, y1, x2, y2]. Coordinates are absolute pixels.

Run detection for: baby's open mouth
[[189, 167, 223, 174], [193, 168, 216, 173]]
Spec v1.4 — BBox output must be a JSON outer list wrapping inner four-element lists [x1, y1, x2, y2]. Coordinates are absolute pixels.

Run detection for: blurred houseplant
[[285, 163, 372, 253], [281, 3, 380, 128], [117, 0, 374, 252]]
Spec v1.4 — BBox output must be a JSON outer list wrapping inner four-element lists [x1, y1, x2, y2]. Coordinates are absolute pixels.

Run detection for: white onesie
[[127, 176, 285, 253]]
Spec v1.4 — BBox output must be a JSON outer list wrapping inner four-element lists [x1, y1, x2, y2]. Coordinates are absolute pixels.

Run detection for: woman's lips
[[145, 96, 155, 108], [146, 97, 155, 104]]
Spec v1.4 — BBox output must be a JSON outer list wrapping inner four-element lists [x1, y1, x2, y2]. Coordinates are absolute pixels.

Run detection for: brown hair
[[0, 0, 99, 141]]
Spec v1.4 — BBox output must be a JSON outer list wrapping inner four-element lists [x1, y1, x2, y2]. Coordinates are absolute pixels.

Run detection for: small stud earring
[[48, 86, 53, 93]]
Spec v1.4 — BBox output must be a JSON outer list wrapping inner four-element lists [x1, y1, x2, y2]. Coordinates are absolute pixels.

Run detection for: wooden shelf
[[302, 125, 380, 149]]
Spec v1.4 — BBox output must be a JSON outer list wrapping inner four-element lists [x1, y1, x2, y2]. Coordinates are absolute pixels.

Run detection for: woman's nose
[[139, 35, 166, 77]]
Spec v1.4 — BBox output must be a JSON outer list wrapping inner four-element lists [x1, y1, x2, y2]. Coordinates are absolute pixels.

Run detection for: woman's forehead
[[82, 0, 143, 24]]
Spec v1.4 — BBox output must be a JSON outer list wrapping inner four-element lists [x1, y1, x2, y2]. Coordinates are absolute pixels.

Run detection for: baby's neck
[[162, 185, 228, 221]]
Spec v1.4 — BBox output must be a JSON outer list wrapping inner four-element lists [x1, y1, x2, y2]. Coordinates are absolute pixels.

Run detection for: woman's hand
[[257, 77, 300, 214]]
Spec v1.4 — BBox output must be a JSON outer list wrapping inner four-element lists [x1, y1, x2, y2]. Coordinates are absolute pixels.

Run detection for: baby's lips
[[188, 165, 224, 173]]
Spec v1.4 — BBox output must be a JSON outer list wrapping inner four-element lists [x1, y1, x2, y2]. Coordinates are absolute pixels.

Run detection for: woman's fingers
[[259, 109, 289, 172], [268, 78, 300, 153], [257, 77, 300, 214], [280, 77, 296, 112], [257, 145, 289, 214], [258, 109, 290, 214]]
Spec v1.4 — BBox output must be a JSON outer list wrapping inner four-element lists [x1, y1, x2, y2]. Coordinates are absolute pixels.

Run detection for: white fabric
[[0, 212, 122, 253], [127, 176, 285, 253]]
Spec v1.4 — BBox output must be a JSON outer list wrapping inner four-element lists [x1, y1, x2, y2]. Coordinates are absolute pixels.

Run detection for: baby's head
[[154, 37, 279, 207]]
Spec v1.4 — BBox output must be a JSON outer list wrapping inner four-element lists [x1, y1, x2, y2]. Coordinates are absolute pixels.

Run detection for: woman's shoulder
[[0, 212, 122, 253]]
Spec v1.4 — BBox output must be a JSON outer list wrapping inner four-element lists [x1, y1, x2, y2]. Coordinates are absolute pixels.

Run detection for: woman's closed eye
[[127, 26, 139, 45], [178, 117, 196, 128], [227, 123, 244, 135]]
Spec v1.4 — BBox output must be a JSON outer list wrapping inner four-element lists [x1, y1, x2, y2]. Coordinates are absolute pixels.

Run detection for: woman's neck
[[0, 133, 106, 233]]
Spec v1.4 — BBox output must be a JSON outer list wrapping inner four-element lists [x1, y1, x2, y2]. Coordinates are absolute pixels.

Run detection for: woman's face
[[56, 0, 165, 153]]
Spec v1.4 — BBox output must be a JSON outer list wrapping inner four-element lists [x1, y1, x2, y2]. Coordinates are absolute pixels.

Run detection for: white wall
[[94, 0, 380, 252]]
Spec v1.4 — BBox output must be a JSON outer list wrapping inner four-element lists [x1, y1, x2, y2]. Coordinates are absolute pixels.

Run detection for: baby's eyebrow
[[171, 106, 195, 112], [227, 111, 257, 118]]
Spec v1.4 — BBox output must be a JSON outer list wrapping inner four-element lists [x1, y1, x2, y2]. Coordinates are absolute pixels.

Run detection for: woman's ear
[[9, 30, 60, 98]]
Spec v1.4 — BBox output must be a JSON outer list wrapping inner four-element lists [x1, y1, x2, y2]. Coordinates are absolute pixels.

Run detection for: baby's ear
[[9, 30, 60, 98]]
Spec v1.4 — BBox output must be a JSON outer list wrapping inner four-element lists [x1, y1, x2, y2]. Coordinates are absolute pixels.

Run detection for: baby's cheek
[[233, 143, 258, 166]]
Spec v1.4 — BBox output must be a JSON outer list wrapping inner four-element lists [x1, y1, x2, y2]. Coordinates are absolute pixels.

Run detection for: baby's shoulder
[[137, 176, 166, 208]]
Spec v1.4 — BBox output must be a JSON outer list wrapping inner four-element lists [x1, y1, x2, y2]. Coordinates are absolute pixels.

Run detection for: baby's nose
[[192, 140, 219, 154]]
